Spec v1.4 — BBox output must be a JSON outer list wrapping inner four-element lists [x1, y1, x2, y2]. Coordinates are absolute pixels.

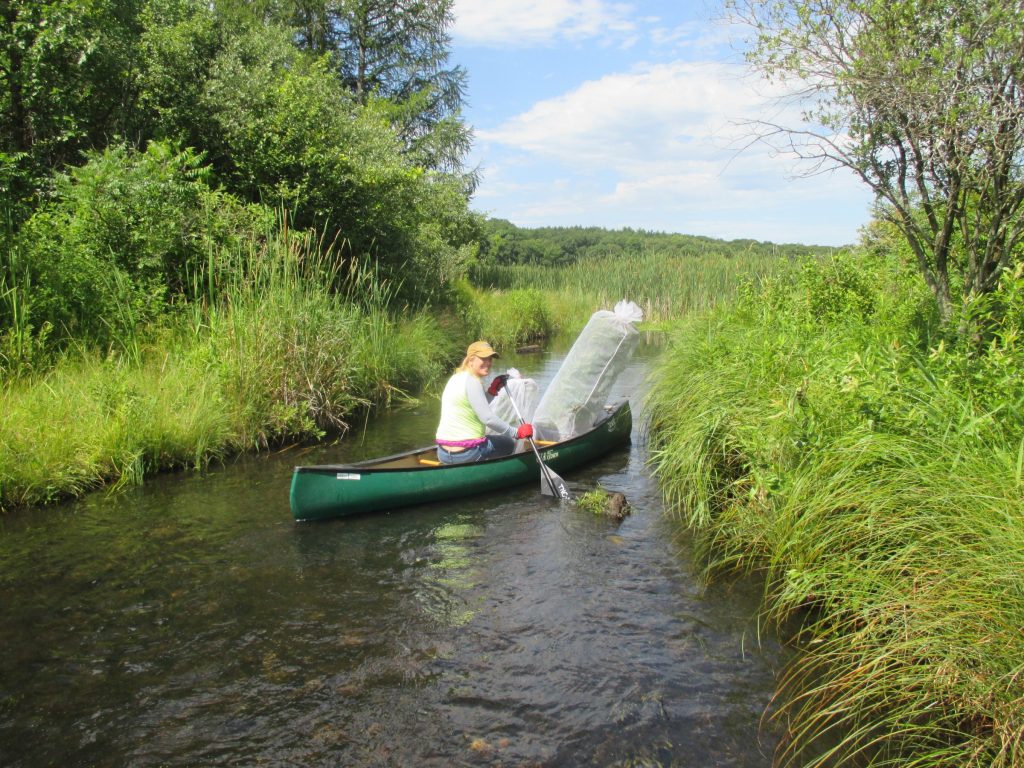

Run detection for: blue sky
[[450, 0, 874, 246]]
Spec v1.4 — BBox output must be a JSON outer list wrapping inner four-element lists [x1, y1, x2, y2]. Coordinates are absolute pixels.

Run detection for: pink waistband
[[436, 437, 487, 449]]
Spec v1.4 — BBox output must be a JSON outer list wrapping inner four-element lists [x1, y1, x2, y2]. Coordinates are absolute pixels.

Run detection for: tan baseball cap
[[466, 340, 499, 359]]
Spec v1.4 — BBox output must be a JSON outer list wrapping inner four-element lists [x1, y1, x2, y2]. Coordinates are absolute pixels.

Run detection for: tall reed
[[647, 253, 1024, 766], [472, 250, 792, 323], [0, 237, 49, 376]]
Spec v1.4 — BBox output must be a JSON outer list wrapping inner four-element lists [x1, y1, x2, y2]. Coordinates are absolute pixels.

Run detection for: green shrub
[[796, 253, 877, 323], [14, 140, 265, 349]]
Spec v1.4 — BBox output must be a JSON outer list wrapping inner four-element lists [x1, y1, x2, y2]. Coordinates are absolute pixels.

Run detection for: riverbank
[[0, 273, 601, 512], [0, 291, 449, 511], [646, 252, 1024, 765]]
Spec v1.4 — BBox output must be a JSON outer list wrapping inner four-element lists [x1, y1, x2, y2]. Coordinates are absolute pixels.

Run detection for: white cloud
[[470, 60, 872, 244], [649, 19, 735, 57], [477, 61, 797, 175], [453, 0, 636, 47]]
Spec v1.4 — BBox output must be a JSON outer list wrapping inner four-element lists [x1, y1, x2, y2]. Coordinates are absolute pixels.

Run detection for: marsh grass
[[0, 346, 230, 505], [647, 254, 1024, 766], [766, 432, 1024, 768], [468, 287, 558, 348], [0, 236, 52, 376], [0, 224, 447, 511], [472, 250, 792, 323]]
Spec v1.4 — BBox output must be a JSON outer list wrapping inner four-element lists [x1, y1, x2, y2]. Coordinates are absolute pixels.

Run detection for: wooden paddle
[[505, 392, 572, 500]]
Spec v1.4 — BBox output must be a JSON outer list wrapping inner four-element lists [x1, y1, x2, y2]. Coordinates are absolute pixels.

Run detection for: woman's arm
[[465, 376, 517, 438]]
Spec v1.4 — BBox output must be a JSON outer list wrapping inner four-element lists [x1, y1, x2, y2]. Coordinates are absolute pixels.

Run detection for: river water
[[0, 340, 785, 767]]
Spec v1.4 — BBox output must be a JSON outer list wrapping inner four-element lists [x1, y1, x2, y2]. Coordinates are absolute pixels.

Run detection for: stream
[[0, 339, 785, 767]]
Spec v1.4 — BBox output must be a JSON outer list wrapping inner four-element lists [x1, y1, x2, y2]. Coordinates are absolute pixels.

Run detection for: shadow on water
[[0, 337, 787, 767]]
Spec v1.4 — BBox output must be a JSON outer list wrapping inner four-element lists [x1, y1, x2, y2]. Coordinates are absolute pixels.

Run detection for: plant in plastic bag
[[487, 368, 540, 431], [533, 300, 643, 440]]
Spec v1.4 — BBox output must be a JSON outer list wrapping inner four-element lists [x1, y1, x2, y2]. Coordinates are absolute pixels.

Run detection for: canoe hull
[[290, 401, 632, 521]]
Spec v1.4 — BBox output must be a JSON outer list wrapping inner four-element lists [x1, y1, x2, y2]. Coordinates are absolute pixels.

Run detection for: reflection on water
[[0, 338, 785, 767]]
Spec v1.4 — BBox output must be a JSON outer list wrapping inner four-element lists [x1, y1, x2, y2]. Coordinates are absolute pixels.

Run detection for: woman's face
[[468, 354, 494, 378]]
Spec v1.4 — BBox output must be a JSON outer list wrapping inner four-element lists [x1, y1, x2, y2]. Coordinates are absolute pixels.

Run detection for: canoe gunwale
[[293, 399, 631, 476]]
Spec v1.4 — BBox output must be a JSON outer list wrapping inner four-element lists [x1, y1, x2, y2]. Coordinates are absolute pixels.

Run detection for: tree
[[279, 0, 472, 177], [729, 0, 1024, 323], [0, 0, 143, 213], [194, 23, 477, 303], [135, 0, 228, 152]]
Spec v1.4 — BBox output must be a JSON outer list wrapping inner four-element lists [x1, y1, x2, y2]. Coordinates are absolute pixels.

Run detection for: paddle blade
[[539, 464, 572, 501]]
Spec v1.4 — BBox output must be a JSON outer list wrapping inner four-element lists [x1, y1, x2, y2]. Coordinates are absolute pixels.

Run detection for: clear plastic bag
[[488, 368, 540, 429], [532, 300, 643, 441]]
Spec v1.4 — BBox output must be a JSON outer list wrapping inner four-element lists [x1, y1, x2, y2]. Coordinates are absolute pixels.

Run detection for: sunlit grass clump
[[647, 252, 1024, 766], [455, 283, 598, 349], [0, 229, 447, 511], [576, 487, 611, 515]]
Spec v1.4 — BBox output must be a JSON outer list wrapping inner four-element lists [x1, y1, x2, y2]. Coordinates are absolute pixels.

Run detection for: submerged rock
[[605, 492, 630, 521]]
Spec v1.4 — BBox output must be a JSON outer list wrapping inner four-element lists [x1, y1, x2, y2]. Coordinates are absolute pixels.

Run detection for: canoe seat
[[418, 458, 442, 466]]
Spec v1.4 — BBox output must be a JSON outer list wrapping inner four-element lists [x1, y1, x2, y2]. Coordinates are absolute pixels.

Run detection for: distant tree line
[[475, 218, 837, 267]]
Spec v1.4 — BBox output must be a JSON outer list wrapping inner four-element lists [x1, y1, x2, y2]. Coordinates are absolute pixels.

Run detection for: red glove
[[515, 423, 533, 440], [487, 374, 509, 396]]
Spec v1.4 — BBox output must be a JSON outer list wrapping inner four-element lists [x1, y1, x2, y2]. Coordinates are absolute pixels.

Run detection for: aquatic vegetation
[[576, 487, 612, 515], [576, 486, 630, 520]]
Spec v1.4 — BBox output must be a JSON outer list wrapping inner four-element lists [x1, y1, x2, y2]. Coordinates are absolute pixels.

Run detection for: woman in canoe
[[435, 340, 534, 465]]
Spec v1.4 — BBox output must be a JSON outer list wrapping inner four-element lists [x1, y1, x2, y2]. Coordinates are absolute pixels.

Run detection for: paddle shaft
[[504, 389, 566, 498]]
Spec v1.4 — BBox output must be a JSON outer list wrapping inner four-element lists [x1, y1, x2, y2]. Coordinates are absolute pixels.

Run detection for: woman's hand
[[487, 374, 509, 396]]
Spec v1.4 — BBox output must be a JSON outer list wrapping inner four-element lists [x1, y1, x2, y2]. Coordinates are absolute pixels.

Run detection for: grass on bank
[[646, 253, 1024, 766], [455, 282, 597, 349], [0, 230, 449, 512]]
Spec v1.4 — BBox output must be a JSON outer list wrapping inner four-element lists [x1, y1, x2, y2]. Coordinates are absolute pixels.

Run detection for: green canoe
[[289, 400, 632, 521]]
